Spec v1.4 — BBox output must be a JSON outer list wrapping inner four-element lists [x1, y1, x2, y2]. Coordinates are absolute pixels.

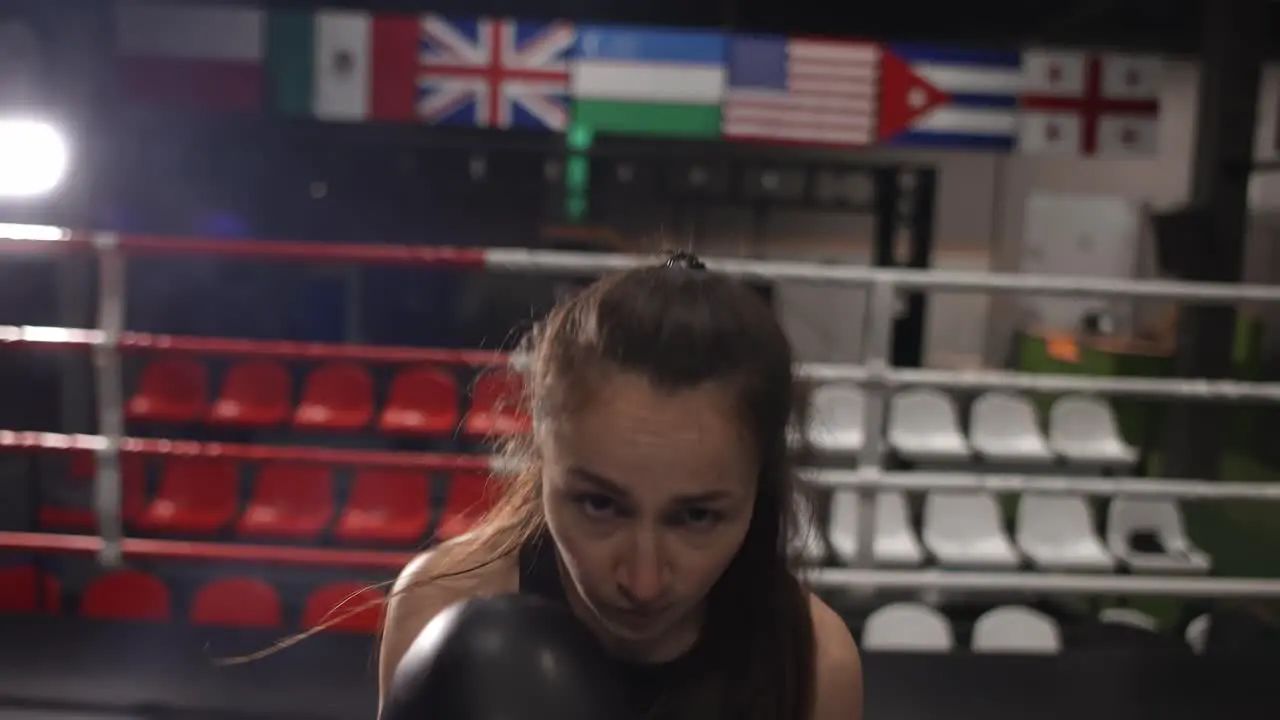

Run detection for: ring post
[[91, 232, 125, 568], [851, 279, 896, 566]]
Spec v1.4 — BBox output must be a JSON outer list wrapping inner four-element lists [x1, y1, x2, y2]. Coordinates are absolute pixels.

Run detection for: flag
[[115, 1, 265, 112], [267, 10, 420, 122], [878, 44, 1022, 150], [722, 34, 879, 147], [1019, 50, 1162, 156], [418, 15, 575, 131], [571, 25, 725, 139]]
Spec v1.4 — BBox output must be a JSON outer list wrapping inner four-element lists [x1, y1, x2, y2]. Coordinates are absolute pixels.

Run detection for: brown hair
[[237, 252, 816, 720]]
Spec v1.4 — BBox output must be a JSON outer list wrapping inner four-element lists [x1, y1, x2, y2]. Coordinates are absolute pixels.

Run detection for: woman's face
[[541, 370, 758, 660]]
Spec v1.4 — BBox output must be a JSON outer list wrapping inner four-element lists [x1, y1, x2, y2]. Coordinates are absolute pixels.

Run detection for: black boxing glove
[[382, 594, 635, 720]]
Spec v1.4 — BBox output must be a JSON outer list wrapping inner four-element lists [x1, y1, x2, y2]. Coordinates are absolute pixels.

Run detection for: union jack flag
[[418, 16, 576, 131]]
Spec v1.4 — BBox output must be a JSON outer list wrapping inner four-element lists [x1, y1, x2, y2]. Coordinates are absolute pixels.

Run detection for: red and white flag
[[115, 1, 266, 112], [722, 34, 880, 147], [1018, 50, 1161, 157]]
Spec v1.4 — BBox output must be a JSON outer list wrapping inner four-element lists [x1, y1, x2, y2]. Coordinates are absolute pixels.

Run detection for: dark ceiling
[[247, 0, 1273, 57]]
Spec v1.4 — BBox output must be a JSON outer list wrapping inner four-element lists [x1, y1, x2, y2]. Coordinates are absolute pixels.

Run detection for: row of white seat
[[805, 388, 1137, 468], [862, 603, 1210, 655], [792, 484, 1210, 573]]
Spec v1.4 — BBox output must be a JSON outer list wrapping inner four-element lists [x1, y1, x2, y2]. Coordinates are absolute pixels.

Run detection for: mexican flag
[[266, 10, 420, 122]]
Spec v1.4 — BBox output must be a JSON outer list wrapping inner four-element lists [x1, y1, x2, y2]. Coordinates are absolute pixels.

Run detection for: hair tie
[[663, 250, 707, 271]]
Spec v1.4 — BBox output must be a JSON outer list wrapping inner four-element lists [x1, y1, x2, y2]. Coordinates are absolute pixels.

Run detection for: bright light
[[0, 222, 68, 240], [0, 119, 69, 199]]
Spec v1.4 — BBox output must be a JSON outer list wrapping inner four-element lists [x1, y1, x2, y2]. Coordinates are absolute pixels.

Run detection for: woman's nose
[[617, 541, 666, 607]]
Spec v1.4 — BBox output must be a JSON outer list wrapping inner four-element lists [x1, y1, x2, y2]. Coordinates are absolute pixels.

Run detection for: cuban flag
[[878, 44, 1022, 151]]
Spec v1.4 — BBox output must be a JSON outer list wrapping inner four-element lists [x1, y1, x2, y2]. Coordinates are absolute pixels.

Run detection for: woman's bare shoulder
[[377, 535, 521, 701], [393, 534, 519, 596], [807, 593, 863, 720]]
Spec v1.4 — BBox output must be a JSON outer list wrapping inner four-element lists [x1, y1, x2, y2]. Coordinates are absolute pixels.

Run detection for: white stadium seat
[[862, 602, 954, 653], [1015, 493, 1115, 571], [1185, 613, 1211, 654], [1099, 607, 1159, 632], [969, 392, 1055, 466], [805, 384, 865, 456], [972, 605, 1062, 655], [887, 389, 971, 465], [827, 491, 925, 567], [1106, 497, 1211, 574], [1048, 395, 1138, 470], [922, 485, 1020, 569]]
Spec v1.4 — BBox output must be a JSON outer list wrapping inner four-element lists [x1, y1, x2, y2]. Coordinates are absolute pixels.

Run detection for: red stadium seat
[[127, 357, 208, 423], [0, 565, 60, 614], [136, 457, 238, 535], [302, 582, 384, 634], [463, 368, 530, 437], [39, 453, 148, 531], [69, 449, 95, 480], [379, 365, 459, 436], [436, 471, 500, 541], [294, 362, 374, 431], [238, 462, 335, 539], [210, 360, 293, 427], [191, 577, 282, 628], [80, 569, 171, 622], [335, 468, 430, 545]]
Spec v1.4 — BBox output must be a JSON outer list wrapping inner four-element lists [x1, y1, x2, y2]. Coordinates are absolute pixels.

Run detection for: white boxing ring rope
[[4, 228, 1280, 596], [813, 364, 1280, 401], [805, 469, 1280, 502], [484, 247, 1280, 302], [802, 568, 1280, 598]]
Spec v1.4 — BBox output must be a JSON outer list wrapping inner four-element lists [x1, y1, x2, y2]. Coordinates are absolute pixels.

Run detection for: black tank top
[[517, 534, 707, 717]]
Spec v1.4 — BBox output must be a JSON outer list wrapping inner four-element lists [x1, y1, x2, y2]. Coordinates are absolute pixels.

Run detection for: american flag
[[722, 35, 880, 147], [417, 16, 575, 131]]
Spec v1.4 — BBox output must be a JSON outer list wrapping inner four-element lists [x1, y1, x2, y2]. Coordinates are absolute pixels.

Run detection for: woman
[[379, 252, 863, 720]]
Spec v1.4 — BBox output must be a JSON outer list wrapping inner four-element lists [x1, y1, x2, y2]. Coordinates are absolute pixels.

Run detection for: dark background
[[170, 0, 1280, 55], [1, 618, 1279, 720]]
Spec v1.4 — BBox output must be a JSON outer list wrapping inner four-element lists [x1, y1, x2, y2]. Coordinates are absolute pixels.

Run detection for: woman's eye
[[680, 507, 723, 529], [574, 493, 618, 519]]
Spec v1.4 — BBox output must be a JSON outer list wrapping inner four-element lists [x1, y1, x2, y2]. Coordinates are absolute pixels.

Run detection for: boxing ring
[[5, 227, 1280, 592], [3, 226, 1280, 719]]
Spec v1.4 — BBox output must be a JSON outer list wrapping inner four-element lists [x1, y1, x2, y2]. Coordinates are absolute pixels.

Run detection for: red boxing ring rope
[[0, 325, 864, 382], [0, 531, 412, 569], [0, 430, 494, 471], [0, 325, 509, 367], [13, 225, 1280, 300], [0, 232, 492, 269]]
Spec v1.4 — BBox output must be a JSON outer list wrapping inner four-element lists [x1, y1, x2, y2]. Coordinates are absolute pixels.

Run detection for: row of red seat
[[128, 357, 531, 436], [0, 565, 383, 632], [42, 455, 501, 544]]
